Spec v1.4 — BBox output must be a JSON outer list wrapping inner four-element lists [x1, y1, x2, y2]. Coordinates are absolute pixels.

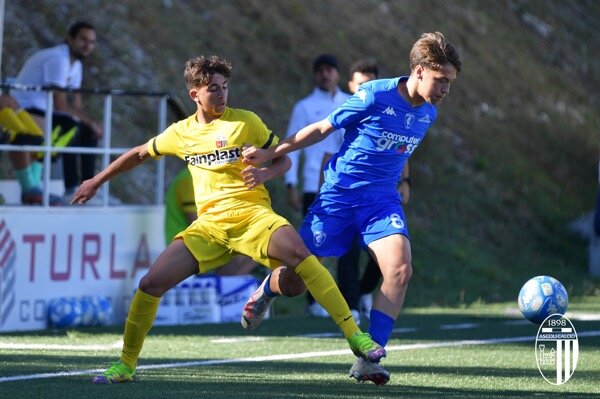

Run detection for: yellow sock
[[16, 110, 43, 136], [0, 108, 27, 132], [294, 255, 360, 339], [120, 289, 161, 369]]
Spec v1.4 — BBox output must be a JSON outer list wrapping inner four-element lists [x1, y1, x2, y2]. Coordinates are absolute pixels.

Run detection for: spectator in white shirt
[[12, 21, 103, 200]]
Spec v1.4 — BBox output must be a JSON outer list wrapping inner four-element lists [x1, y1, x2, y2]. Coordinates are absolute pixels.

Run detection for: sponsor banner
[[0, 206, 164, 332]]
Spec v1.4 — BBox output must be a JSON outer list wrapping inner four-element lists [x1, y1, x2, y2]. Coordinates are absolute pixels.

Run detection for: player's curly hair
[[409, 32, 461, 73], [184, 56, 232, 89]]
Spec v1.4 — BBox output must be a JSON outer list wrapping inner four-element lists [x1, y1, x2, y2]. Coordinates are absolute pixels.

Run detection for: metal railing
[[0, 82, 186, 207]]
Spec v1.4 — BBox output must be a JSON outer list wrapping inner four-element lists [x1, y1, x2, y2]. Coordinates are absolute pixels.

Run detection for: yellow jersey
[[147, 107, 278, 213]]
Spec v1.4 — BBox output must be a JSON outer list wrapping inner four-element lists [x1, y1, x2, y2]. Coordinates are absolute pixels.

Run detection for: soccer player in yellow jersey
[[71, 55, 385, 384]]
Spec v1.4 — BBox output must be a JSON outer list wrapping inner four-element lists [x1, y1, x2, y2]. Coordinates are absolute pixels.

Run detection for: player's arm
[[242, 119, 334, 165], [71, 143, 151, 204], [242, 154, 291, 189]]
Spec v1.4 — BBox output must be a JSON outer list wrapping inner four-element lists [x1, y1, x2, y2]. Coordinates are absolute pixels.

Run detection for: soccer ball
[[80, 296, 97, 326], [48, 297, 83, 328], [92, 296, 113, 326], [518, 275, 568, 324]]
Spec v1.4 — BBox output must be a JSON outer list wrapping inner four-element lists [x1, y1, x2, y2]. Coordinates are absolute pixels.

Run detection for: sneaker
[[359, 294, 373, 320], [306, 302, 329, 318], [349, 357, 390, 385], [347, 332, 386, 363], [91, 361, 135, 384], [21, 188, 65, 206], [241, 275, 276, 329]]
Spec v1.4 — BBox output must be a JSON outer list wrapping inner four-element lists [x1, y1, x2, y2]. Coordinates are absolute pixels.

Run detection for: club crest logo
[[215, 136, 228, 148], [313, 231, 327, 248], [404, 113, 415, 129], [390, 213, 405, 230], [535, 314, 578, 385]]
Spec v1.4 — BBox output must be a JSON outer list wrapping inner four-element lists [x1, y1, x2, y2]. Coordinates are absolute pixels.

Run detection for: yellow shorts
[[175, 201, 290, 273]]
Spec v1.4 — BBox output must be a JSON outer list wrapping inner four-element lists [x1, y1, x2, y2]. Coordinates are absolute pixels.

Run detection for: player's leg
[[237, 205, 385, 362], [346, 234, 408, 385], [268, 225, 385, 362], [367, 233, 412, 346], [92, 239, 198, 384]]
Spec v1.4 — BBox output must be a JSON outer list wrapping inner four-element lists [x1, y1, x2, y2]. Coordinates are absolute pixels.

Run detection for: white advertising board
[[0, 206, 164, 332]]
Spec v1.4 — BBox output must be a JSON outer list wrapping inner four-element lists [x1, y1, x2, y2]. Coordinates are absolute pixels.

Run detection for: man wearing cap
[[284, 54, 353, 318]]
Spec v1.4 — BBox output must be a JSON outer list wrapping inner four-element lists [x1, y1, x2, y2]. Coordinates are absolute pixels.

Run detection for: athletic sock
[[15, 165, 38, 192], [0, 108, 27, 133], [31, 161, 43, 187], [263, 273, 278, 298], [294, 255, 360, 339], [16, 109, 43, 136], [120, 289, 161, 369], [368, 309, 395, 346]]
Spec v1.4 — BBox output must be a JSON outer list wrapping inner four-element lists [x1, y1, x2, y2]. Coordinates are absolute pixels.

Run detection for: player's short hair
[[349, 58, 379, 79], [67, 21, 95, 38], [409, 32, 461, 73], [184, 56, 233, 89]]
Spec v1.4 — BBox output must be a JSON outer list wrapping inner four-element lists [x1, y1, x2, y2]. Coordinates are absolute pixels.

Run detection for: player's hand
[[242, 146, 273, 165], [70, 179, 98, 204], [241, 165, 269, 189]]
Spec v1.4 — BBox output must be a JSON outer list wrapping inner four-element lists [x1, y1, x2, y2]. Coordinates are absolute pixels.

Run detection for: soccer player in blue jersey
[[242, 32, 461, 384]]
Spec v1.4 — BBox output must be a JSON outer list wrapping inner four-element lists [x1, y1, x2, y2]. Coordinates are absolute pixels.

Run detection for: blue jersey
[[325, 77, 436, 194]]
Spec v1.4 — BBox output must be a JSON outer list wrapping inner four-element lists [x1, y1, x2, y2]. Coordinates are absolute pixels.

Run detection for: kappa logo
[[313, 230, 327, 248], [404, 113, 415, 129], [535, 314, 579, 385], [382, 106, 396, 116], [0, 220, 16, 327], [418, 113, 432, 124]]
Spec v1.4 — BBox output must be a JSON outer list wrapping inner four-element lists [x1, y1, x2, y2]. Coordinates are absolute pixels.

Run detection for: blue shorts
[[300, 189, 408, 257]]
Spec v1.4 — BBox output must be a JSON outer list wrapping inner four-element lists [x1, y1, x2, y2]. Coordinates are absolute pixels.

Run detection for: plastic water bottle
[[203, 281, 218, 306], [190, 281, 203, 305], [176, 283, 189, 306], [162, 288, 175, 306]]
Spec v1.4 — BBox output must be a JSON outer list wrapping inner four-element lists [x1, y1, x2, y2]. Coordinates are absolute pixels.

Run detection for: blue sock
[[368, 309, 395, 346], [15, 165, 38, 192], [263, 273, 278, 298]]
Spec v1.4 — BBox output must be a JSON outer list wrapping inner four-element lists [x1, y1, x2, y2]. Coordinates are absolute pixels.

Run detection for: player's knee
[[386, 262, 412, 286], [138, 274, 167, 297], [288, 246, 313, 267]]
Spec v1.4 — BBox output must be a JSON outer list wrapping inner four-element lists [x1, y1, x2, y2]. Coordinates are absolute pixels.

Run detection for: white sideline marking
[[301, 327, 417, 338], [0, 340, 123, 351], [211, 337, 265, 343], [439, 323, 480, 330], [502, 320, 531, 325], [504, 308, 600, 321], [1, 330, 599, 383]]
